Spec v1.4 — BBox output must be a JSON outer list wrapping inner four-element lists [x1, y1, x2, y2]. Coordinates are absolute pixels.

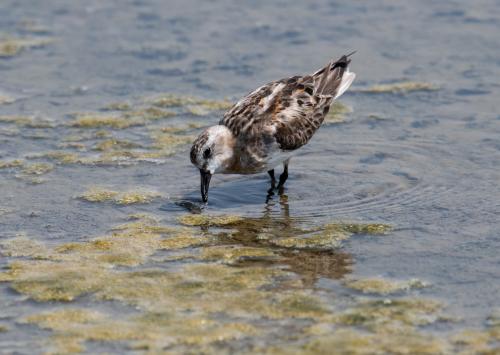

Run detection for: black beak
[[200, 169, 212, 203]]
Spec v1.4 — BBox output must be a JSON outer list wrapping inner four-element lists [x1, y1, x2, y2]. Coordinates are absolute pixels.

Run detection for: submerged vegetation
[[69, 107, 175, 129], [177, 214, 244, 227], [0, 115, 54, 128], [0, 214, 497, 353], [324, 101, 352, 123], [344, 278, 429, 295], [0, 159, 23, 169], [149, 93, 233, 111], [0, 93, 227, 176], [69, 113, 140, 129], [0, 216, 340, 351], [79, 187, 161, 205], [0, 37, 53, 57], [0, 87, 496, 352], [0, 95, 14, 105], [21, 162, 54, 175], [358, 81, 439, 94]]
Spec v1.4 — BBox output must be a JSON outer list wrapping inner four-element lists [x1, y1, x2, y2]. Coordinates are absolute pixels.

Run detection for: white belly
[[263, 149, 296, 171], [219, 141, 297, 174]]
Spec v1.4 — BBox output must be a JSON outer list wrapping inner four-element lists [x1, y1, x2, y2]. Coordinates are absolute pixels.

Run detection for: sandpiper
[[190, 53, 356, 202]]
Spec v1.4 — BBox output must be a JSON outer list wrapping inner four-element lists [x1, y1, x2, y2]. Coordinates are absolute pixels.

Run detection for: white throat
[[205, 125, 235, 174]]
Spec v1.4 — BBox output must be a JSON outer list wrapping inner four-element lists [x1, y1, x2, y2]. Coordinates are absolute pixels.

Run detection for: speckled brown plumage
[[190, 130, 209, 165], [220, 54, 353, 155]]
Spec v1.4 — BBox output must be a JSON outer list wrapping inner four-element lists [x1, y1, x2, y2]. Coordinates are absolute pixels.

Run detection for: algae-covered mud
[[1, 0, 499, 353]]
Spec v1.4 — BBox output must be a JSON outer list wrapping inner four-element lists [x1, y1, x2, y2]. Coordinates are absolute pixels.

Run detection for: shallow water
[[1, 0, 499, 353]]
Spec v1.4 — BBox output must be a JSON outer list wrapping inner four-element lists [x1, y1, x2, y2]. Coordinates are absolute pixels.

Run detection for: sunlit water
[[1, 0, 499, 353]]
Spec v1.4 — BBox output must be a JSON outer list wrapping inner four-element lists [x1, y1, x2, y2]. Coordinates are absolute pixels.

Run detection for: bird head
[[190, 125, 235, 202]]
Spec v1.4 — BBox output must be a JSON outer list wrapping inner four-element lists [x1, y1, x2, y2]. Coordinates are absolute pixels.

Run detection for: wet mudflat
[[0, 0, 499, 353]]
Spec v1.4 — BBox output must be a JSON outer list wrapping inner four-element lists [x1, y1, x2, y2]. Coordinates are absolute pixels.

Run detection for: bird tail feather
[[313, 52, 356, 99]]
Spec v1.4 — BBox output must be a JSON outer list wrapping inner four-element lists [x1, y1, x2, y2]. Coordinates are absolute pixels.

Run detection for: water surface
[[1, 0, 499, 353]]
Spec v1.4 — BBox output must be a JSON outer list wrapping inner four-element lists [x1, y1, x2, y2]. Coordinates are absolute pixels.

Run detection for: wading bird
[[190, 53, 355, 202]]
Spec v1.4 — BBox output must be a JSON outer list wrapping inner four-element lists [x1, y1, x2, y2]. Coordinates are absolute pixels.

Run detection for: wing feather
[[220, 54, 355, 151]]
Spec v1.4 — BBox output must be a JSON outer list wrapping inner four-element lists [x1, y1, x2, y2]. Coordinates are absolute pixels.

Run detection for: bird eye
[[203, 148, 211, 159]]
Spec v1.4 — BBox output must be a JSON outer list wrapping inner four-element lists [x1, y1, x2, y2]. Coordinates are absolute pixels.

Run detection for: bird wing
[[220, 54, 355, 151]]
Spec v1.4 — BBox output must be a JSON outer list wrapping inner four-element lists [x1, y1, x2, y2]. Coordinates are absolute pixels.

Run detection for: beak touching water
[[200, 169, 212, 203]]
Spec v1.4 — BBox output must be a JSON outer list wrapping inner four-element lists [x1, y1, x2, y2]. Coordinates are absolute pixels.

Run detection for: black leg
[[277, 160, 289, 190], [266, 169, 277, 202], [268, 169, 276, 187], [265, 187, 275, 203]]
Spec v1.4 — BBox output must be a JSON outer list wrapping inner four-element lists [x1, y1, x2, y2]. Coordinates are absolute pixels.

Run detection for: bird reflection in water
[[186, 192, 354, 287]]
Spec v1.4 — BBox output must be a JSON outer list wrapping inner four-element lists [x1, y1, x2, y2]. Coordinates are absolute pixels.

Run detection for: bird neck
[[211, 125, 237, 173]]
